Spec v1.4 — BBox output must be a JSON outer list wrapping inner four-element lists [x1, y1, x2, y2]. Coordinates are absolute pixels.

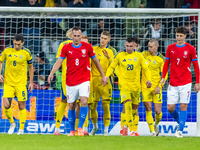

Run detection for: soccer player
[[0, 34, 34, 135], [161, 26, 200, 138], [105, 37, 152, 136], [142, 39, 168, 136], [89, 31, 117, 136], [120, 37, 140, 136], [54, 28, 73, 135], [48, 26, 107, 136]]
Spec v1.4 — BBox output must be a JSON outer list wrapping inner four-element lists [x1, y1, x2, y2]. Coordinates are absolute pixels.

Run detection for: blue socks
[[68, 109, 76, 131], [78, 106, 88, 128], [179, 110, 187, 131], [170, 109, 179, 124]]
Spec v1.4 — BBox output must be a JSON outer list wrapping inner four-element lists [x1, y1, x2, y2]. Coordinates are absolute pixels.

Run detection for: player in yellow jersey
[[54, 29, 73, 135], [90, 31, 117, 136], [105, 37, 152, 136], [120, 37, 141, 136], [0, 34, 34, 135], [141, 39, 168, 136]]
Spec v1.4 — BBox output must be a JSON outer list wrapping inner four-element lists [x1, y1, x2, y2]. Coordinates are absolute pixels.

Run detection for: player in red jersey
[[161, 26, 200, 138], [48, 26, 107, 136]]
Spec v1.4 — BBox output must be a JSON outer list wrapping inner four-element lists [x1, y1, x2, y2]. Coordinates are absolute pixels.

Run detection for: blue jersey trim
[[59, 57, 65, 59], [91, 55, 96, 59], [192, 58, 198, 61], [165, 57, 169, 60], [12, 45, 24, 49], [157, 52, 159, 56], [124, 49, 135, 52], [109, 76, 113, 85], [27, 59, 32, 64], [72, 43, 82, 48], [176, 43, 186, 48]]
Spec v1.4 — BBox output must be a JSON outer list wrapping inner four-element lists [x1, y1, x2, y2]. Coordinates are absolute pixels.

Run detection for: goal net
[[0, 7, 199, 136]]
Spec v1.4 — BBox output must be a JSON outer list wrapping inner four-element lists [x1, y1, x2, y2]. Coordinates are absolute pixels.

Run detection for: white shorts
[[167, 83, 191, 105], [66, 81, 90, 103]]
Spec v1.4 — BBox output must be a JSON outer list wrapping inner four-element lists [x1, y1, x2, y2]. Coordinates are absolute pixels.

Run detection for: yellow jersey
[[106, 50, 151, 91], [141, 51, 168, 89], [56, 39, 73, 88], [0, 46, 32, 86], [91, 44, 117, 77]]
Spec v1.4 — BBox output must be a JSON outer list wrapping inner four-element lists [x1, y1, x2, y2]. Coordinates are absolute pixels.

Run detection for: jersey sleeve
[[191, 47, 198, 61], [59, 45, 67, 59], [88, 44, 96, 59], [56, 42, 64, 59], [165, 45, 170, 60], [0, 49, 6, 62], [27, 52, 33, 65], [140, 54, 151, 81], [106, 54, 119, 77]]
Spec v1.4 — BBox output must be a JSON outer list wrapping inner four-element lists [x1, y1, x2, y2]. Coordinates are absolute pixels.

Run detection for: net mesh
[[0, 10, 198, 135]]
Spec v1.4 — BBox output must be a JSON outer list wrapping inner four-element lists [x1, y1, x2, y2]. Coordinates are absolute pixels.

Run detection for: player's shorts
[[120, 90, 140, 105], [66, 81, 90, 103], [3, 84, 27, 101], [92, 76, 112, 102], [167, 83, 191, 104], [61, 85, 67, 100], [142, 88, 162, 103]]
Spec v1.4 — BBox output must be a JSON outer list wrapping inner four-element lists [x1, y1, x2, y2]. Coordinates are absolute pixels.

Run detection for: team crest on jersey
[[134, 57, 137, 62], [184, 51, 188, 58], [81, 49, 86, 57], [20, 55, 23, 59], [153, 60, 156, 64], [123, 94, 125, 99]]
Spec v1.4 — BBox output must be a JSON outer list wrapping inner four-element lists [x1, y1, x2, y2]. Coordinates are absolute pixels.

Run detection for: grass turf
[[0, 134, 200, 150]]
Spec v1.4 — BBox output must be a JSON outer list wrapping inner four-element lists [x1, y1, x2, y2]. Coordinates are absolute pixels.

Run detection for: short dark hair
[[101, 31, 111, 37], [135, 37, 140, 45], [13, 34, 24, 42], [126, 37, 136, 43], [72, 26, 82, 32], [175, 26, 187, 35], [184, 19, 193, 26], [151, 18, 161, 25]]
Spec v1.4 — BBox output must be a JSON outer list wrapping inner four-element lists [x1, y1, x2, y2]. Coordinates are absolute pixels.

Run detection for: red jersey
[[59, 42, 96, 86], [163, 42, 197, 86]]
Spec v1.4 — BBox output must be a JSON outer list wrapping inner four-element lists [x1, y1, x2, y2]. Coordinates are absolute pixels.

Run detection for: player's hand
[[102, 49, 110, 59], [102, 76, 108, 86], [48, 74, 54, 84], [161, 78, 165, 87], [28, 82, 34, 92], [0, 74, 4, 83], [39, 75, 45, 80], [140, 4, 145, 8], [146, 80, 152, 88], [194, 83, 200, 93], [154, 87, 160, 95]]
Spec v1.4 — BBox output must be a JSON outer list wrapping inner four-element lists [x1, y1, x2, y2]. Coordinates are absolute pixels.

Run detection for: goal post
[[0, 7, 199, 136]]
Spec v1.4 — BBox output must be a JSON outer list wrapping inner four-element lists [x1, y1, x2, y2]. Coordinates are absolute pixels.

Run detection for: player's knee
[[4, 98, 12, 109], [155, 110, 161, 115], [167, 105, 175, 113]]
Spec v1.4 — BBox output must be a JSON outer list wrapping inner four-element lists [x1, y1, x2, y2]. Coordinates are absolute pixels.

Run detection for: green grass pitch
[[0, 134, 200, 150]]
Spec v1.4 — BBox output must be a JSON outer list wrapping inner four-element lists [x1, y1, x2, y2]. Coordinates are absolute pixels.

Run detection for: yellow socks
[[125, 101, 133, 131], [55, 102, 67, 129], [155, 112, 162, 125], [4, 107, 14, 123], [83, 113, 89, 128], [146, 111, 154, 133], [90, 102, 98, 125], [133, 115, 139, 132], [102, 101, 111, 127], [19, 109, 26, 130], [75, 119, 79, 131], [132, 109, 137, 117], [121, 112, 126, 129]]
